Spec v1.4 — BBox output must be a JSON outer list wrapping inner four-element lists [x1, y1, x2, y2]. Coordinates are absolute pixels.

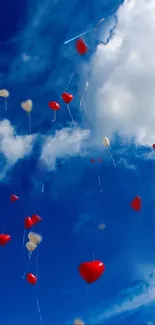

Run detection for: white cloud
[[0, 119, 35, 164], [0, 121, 90, 181], [96, 290, 151, 322], [89, 273, 155, 324], [40, 127, 90, 170], [84, 0, 155, 146]]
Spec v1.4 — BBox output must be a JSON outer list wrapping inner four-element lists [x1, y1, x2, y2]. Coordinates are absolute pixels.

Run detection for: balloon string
[[22, 230, 28, 279], [36, 247, 39, 278], [80, 97, 83, 111], [80, 97, 88, 116], [36, 296, 43, 325], [22, 253, 33, 280], [109, 145, 114, 154], [67, 104, 74, 123], [42, 183, 44, 193], [28, 113, 31, 134], [64, 73, 74, 91], [52, 111, 56, 122], [4, 99, 7, 111], [28, 251, 32, 260], [23, 229, 26, 246], [22, 271, 26, 280], [97, 175, 103, 192], [64, 28, 94, 44], [34, 248, 43, 325], [107, 147, 116, 167], [83, 99, 88, 117]]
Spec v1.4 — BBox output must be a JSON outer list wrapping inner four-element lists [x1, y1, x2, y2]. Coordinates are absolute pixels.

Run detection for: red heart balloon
[[10, 194, 19, 202], [24, 217, 33, 229], [0, 234, 11, 246], [48, 101, 60, 111], [131, 196, 141, 211], [79, 260, 105, 284], [62, 92, 73, 104], [153, 144, 155, 149], [31, 214, 42, 225], [76, 39, 88, 55], [26, 273, 37, 285]]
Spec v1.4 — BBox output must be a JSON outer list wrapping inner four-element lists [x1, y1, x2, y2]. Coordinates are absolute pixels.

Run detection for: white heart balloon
[[0, 89, 9, 98], [103, 136, 110, 147], [21, 99, 32, 113], [98, 223, 106, 230], [26, 241, 37, 252], [28, 232, 43, 245], [74, 319, 85, 325]]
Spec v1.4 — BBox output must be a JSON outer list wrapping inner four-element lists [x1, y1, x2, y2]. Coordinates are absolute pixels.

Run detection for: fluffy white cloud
[[0, 119, 35, 164], [0, 120, 90, 181], [40, 127, 90, 170], [84, 0, 155, 146]]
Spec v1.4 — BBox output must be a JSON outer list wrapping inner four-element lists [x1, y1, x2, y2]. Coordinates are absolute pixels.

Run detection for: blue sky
[[0, 0, 155, 324]]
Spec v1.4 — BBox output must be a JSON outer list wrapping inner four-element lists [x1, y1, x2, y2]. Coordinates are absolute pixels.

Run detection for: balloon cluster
[[0, 194, 43, 286]]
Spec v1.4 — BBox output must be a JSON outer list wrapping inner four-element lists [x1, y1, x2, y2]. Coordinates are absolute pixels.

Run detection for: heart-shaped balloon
[[62, 92, 73, 104], [24, 217, 33, 229], [0, 89, 9, 98], [31, 214, 42, 225], [28, 232, 43, 245], [10, 194, 19, 202], [26, 273, 37, 285], [74, 319, 85, 325], [98, 223, 106, 230], [48, 101, 60, 111], [76, 39, 88, 55], [103, 136, 110, 147], [26, 241, 37, 252], [0, 234, 11, 246], [79, 260, 105, 284], [21, 100, 32, 113], [131, 196, 141, 211]]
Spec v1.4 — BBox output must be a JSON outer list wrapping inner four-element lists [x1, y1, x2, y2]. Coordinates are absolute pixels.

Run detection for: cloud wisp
[[88, 273, 155, 324]]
